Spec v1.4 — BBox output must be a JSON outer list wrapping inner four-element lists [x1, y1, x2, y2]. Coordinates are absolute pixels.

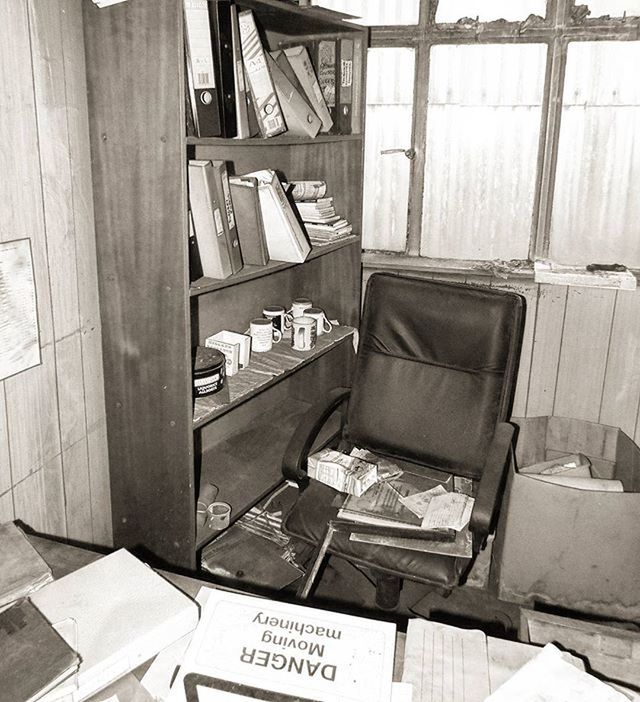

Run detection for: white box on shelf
[[205, 331, 251, 374]]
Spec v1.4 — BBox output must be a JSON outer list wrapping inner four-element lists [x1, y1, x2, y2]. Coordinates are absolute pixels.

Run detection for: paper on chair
[[421, 493, 474, 531], [401, 619, 491, 702], [486, 643, 628, 701], [400, 486, 447, 518]]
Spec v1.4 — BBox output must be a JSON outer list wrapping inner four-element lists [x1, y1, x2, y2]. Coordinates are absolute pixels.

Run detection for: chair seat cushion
[[283, 482, 470, 589]]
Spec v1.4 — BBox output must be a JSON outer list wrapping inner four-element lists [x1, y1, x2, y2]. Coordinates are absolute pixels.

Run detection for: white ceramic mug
[[304, 307, 332, 336], [289, 297, 313, 319], [249, 318, 282, 353], [291, 316, 317, 351], [262, 305, 291, 333]]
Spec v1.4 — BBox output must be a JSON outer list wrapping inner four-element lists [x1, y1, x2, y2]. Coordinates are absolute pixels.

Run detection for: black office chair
[[281, 272, 525, 609]]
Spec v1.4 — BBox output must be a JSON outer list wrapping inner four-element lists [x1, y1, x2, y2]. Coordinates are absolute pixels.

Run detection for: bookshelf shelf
[[186, 134, 363, 147], [193, 326, 355, 429], [195, 395, 342, 551], [83, 0, 366, 572], [189, 236, 359, 297]]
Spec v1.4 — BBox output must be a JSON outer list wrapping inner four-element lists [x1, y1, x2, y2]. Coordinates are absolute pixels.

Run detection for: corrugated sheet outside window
[[310, 0, 419, 25], [362, 48, 416, 252], [421, 44, 546, 261], [584, 0, 640, 17], [550, 42, 640, 267], [435, 0, 546, 23]]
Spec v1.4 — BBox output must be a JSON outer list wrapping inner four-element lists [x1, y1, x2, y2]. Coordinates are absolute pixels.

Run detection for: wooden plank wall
[[363, 267, 640, 445], [0, 0, 111, 545]]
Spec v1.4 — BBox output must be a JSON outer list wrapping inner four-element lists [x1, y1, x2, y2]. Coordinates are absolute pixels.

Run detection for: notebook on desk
[[31, 549, 199, 702]]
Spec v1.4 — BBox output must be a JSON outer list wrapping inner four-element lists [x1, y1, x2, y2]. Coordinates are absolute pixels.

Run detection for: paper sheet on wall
[[0, 239, 40, 381], [401, 619, 491, 702]]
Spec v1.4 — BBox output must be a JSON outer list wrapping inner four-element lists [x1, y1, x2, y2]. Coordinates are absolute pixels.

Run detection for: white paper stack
[[32, 549, 199, 702]]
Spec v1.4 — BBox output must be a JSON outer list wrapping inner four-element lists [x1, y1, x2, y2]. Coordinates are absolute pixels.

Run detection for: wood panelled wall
[[363, 266, 640, 445], [0, 0, 111, 545]]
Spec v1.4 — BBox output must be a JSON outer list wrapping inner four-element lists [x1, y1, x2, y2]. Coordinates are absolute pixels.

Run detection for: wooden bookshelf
[[83, 0, 366, 570]]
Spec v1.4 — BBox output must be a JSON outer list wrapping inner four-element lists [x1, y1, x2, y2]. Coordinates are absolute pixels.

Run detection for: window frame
[[361, 0, 640, 271]]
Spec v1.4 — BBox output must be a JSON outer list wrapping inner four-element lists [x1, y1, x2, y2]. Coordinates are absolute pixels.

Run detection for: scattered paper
[[400, 485, 448, 518], [0, 239, 40, 381], [391, 682, 413, 701], [141, 586, 212, 700], [421, 493, 474, 531], [402, 619, 491, 702], [453, 476, 474, 496], [486, 643, 628, 701]]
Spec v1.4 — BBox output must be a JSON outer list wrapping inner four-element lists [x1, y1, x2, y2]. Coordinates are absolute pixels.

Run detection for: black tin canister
[[193, 346, 226, 398]]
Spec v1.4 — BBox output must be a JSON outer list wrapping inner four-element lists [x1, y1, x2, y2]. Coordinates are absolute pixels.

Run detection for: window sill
[[361, 252, 535, 281], [361, 253, 639, 290], [533, 260, 637, 291]]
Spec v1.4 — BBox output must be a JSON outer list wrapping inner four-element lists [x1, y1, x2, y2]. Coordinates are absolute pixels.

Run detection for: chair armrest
[[282, 387, 351, 485], [469, 422, 515, 541]]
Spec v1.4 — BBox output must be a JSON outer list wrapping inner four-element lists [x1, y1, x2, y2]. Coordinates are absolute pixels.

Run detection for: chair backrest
[[345, 273, 525, 480]]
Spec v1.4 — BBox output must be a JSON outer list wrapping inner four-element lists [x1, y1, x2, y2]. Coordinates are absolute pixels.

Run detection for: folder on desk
[[32, 549, 199, 702], [184, 0, 222, 137], [0, 599, 79, 702]]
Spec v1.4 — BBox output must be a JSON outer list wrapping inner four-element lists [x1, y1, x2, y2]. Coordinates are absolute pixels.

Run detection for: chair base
[[375, 574, 402, 610]]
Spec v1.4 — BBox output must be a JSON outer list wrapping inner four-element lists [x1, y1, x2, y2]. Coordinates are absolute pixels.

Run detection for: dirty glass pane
[[421, 44, 546, 261], [584, 0, 640, 16], [311, 0, 419, 25], [550, 42, 640, 267], [435, 0, 546, 22], [362, 48, 416, 251]]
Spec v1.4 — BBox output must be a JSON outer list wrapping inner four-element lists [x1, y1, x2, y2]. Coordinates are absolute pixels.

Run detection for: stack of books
[[288, 179, 354, 246], [184, 2, 362, 140], [0, 521, 53, 612]]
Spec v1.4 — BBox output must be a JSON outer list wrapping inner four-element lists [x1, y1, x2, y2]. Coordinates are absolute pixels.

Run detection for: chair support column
[[375, 574, 401, 610]]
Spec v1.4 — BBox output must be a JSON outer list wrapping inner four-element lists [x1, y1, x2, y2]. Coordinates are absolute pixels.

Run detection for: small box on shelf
[[205, 330, 251, 375]]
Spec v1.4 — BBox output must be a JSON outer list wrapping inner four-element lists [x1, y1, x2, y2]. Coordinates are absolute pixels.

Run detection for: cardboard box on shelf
[[205, 330, 251, 375], [492, 415, 640, 621]]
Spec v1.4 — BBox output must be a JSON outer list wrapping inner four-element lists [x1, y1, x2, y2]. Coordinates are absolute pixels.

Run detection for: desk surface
[[29, 535, 626, 702]]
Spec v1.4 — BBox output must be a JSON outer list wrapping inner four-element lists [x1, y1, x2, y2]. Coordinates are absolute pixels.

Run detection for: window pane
[[435, 0, 546, 23], [362, 48, 415, 251], [585, 0, 640, 17], [421, 44, 546, 261], [550, 42, 640, 267], [311, 0, 419, 25]]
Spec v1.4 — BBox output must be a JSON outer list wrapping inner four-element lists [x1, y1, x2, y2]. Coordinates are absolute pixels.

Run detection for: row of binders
[[184, 1, 362, 139], [188, 160, 353, 281]]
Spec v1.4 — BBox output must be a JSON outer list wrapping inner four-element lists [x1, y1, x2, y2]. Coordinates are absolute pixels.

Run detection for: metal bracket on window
[[380, 147, 416, 160]]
